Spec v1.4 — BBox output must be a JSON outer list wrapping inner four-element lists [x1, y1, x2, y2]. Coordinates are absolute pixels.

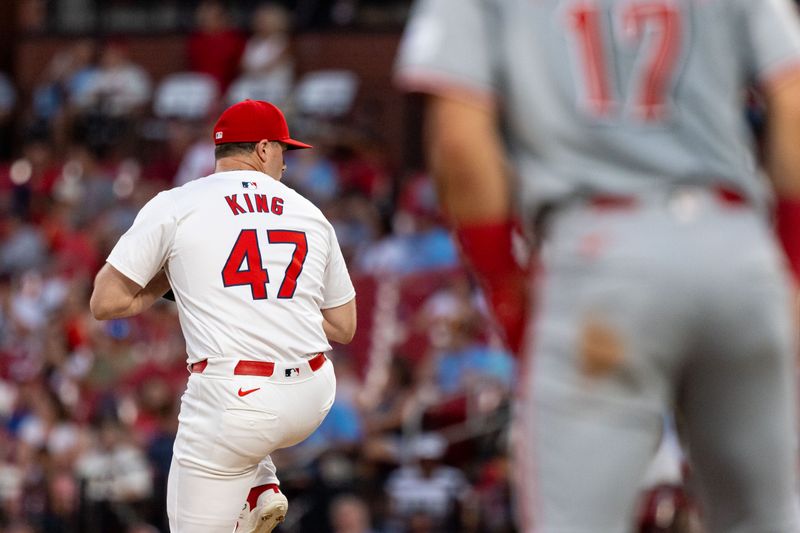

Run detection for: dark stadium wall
[[0, 2, 17, 72]]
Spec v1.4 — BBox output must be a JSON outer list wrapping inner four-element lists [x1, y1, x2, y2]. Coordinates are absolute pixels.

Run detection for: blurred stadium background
[[0, 0, 779, 532]]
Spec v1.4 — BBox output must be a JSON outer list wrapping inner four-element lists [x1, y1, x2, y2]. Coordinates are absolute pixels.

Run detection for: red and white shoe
[[235, 484, 288, 533]]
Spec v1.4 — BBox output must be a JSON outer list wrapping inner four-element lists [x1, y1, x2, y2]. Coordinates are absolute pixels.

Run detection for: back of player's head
[[213, 100, 311, 151]]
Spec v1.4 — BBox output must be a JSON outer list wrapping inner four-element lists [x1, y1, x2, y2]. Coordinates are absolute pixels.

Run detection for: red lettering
[[271, 197, 284, 216], [243, 194, 254, 213], [225, 195, 246, 215], [254, 194, 269, 213]]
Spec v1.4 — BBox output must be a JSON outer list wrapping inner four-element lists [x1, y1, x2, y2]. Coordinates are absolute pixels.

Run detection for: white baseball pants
[[167, 356, 336, 532]]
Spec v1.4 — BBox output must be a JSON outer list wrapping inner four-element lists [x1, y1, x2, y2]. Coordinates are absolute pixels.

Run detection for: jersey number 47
[[221, 229, 308, 300]]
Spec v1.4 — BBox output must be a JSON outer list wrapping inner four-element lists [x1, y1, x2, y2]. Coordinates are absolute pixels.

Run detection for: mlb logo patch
[[215, 131, 223, 140], [242, 181, 258, 189], [285, 368, 300, 377]]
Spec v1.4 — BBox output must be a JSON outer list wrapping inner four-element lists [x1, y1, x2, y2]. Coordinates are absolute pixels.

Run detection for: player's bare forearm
[[322, 319, 350, 344], [425, 94, 530, 355], [765, 72, 800, 198], [322, 298, 357, 344], [425, 95, 511, 224], [90, 265, 172, 320]]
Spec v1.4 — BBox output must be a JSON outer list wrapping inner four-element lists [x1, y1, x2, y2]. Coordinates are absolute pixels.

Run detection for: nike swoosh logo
[[238, 387, 260, 397]]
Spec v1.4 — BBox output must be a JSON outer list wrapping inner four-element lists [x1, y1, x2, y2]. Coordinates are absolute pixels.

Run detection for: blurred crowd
[[0, 2, 523, 532]]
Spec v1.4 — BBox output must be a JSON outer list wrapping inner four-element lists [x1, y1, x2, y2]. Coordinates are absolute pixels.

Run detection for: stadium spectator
[[141, 121, 197, 186], [430, 315, 514, 398], [362, 357, 416, 437], [413, 272, 479, 349], [171, 133, 215, 187], [284, 141, 341, 203], [74, 42, 151, 118], [30, 39, 98, 147], [16, 387, 80, 467], [67, 43, 150, 157], [353, 229, 407, 275], [355, 205, 458, 276], [41, 469, 80, 531], [384, 433, 472, 533], [334, 140, 390, 200], [188, 1, 247, 91], [32, 40, 92, 120], [74, 420, 153, 532], [355, 173, 457, 274], [327, 193, 382, 264], [361, 356, 419, 464], [57, 144, 116, 227], [0, 221, 46, 276], [240, 3, 294, 86], [330, 494, 378, 533], [472, 455, 515, 533]]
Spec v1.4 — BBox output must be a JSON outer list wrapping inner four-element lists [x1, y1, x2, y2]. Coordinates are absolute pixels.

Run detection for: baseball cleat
[[236, 484, 288, 533]]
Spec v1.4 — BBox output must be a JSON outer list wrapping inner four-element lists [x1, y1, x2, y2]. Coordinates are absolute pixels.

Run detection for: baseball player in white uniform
[[397, 0, 800, 532], [90, 99, 356, 533]]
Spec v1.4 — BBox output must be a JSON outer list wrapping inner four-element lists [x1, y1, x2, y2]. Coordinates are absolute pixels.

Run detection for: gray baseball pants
[[514, 188, 800, 533]]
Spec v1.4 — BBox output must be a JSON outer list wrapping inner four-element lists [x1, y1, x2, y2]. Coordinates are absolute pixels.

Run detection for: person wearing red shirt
[[187, 1, 246, 92]]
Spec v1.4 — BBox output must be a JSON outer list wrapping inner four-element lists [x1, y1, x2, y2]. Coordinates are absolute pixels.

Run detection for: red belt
[[588, 186, 747, 210], [190, 353, 326, 376]]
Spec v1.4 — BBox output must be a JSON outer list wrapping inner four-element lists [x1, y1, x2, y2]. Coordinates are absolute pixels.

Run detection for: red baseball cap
[[213, 100, 312, 150]]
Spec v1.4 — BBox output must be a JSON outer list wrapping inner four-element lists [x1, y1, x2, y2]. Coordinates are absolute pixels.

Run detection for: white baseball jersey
[[107, 170, 355, 364]]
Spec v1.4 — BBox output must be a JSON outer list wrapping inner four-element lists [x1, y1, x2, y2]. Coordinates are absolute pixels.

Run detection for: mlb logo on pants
[[285, 368, 300, 377]]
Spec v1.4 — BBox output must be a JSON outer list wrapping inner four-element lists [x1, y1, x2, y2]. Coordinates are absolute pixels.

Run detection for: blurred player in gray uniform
[[396, 0, 800, 531]]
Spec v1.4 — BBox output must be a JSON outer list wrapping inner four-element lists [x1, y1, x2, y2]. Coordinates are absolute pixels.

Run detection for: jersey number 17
[[564, 0, 685, 122]]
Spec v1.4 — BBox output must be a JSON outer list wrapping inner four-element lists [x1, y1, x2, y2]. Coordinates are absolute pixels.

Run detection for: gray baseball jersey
[[396, 0, 800, 212]]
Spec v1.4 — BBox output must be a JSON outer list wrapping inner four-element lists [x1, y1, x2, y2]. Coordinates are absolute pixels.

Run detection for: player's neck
[[215, 157, 264, 175]]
